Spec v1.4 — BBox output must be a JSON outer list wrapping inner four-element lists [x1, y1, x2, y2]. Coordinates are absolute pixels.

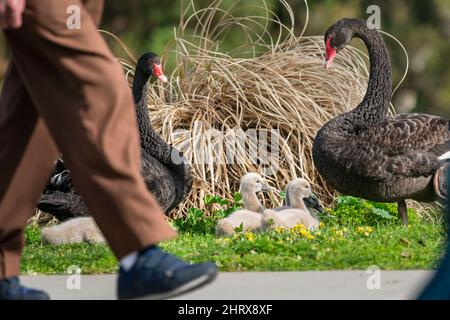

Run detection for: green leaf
[[188, 207, 204, 219], [234, 222, 244, 233], [203, 195, 217, 206], [371, 208, 393, 219], [223, 207, 236, 217], [217, 198, 230, 206], [233, 192, 243, 202], [336, 195, 360, 206]]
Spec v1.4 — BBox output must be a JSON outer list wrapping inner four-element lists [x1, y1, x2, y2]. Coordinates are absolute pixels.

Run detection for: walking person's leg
[[0, 3, 104, 284], [5, 0, 178, 260], [0, 0, 217, 299], [0, 64, 59, 300]]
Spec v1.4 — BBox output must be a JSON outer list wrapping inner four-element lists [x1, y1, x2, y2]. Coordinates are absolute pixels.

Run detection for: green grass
[[21, 196, 448, 274]]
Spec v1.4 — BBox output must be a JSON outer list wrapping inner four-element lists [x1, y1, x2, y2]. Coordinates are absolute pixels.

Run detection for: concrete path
[[20, 271, 434, 300]]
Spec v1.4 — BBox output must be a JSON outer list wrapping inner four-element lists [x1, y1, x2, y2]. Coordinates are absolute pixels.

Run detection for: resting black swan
[[38, 53, 193, 220], [312, 18, 450, 225]]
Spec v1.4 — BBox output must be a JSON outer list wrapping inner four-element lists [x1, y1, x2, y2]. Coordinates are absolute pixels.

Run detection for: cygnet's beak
[[260, 183, 272, 193], [303, 195, 325, 213]]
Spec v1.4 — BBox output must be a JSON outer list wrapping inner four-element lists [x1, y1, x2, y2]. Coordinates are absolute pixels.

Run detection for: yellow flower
[[319, 222, 325, 229], [356, 226, 374, 237], [245, 232, 255, 242], [274, 227, 286, 234], [334, 229, 345, 238], [292, 223, 307, 233], [291, 223, 315, 240], [214, 238, 231, 245]]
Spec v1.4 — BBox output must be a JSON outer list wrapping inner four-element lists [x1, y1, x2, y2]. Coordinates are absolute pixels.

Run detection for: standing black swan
[[312, 18, 450, 225], [38, 52, 193, 220]]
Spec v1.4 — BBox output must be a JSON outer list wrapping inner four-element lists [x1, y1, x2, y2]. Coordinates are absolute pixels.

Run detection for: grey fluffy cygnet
[[41, 217, 105, 245], [263, 178, 319, 230], [215, 173, 270, 237]]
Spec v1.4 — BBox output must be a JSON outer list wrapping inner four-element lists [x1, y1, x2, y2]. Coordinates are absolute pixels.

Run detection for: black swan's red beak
[[153, 63, 168, 82], [325, 38, 337, 69]]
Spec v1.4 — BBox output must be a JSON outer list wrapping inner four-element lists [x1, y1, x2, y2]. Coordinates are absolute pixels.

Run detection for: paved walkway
[[20, 271, 434, 300]]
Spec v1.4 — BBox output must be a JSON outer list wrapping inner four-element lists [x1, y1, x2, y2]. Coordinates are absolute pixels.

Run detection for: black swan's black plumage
[[312, 18, 450, 225], [38, 53, 192, 220]]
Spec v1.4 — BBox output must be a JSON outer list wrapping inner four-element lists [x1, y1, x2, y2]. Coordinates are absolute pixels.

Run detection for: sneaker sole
[[132, 269, 218, 300]]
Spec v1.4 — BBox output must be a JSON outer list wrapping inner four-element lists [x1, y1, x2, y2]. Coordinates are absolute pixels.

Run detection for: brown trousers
[[0, 0, 176, 278]]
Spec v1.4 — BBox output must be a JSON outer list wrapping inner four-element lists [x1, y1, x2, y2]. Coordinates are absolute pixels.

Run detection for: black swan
[[38, 53, 193, 220], [312, 18, 450, 225]]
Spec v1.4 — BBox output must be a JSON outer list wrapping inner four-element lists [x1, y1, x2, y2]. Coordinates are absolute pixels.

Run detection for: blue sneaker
[[0, 277, 50, 300], [117, 247, 218, 300]]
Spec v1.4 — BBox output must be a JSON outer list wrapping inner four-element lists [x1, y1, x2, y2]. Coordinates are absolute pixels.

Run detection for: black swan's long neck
[[132, 68, 173, 164], [132, 63, 192, 212], [346, 20, 392, 129]]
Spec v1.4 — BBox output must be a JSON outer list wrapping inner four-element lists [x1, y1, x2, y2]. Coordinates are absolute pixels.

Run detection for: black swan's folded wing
[[362, 113, 450, 178]]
